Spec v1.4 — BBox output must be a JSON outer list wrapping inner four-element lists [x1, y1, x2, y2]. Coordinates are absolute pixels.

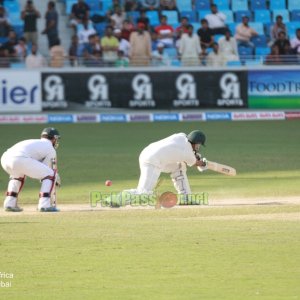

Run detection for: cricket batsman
[[1, 128, 61, 212], [136, 130, 207, 195]]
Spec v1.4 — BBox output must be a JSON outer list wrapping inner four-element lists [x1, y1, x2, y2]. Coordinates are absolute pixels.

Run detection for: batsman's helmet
[[41, 127, 60, 149], [187, 130, 206, 146]]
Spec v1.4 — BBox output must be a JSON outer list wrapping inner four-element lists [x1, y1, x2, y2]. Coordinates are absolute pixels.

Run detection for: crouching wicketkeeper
[[1, 127, 61, 212]]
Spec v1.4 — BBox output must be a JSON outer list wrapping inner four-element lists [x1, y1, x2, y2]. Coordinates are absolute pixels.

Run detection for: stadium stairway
[[19, 0, 72, 57]]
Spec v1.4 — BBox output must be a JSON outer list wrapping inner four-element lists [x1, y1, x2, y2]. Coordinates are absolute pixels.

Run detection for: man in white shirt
[[25, 44, 47, 68], [218, 29, 239, 63], [179, 24, 201, 66], [114, 28, 130, 57], [205, 4, 227, 35], [77, 18, 96, 55], [206, 42, 225, 66], [290, 28, 300, 54], [1, 128, 61, 212], [135, 130, 207, 195]]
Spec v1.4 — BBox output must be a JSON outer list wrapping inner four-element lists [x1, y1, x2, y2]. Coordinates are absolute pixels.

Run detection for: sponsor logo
[[217, 73, 244, 107], [285, 111, 300, 119], [129, 74, 156, 108], [48, 114, 74, 123], [129, 114, 151, 122], [249, 81, 300, 94], [173, 74, 200, 107], [43, 75, 67, 108], [181, 113, 204, 121], [0, 72, 41, 112], [205, 112, 232, 121], [153, 113, 179, 121], [0, 115, 47, 124], [100, 114, 127, 122], [76, 114, 98, 123], [232, 111, 285, 120], [85, 75, 112, 108]]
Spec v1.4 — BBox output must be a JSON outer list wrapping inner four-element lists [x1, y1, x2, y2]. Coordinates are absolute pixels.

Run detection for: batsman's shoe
[[5, 206, 23, 212], [39, 206, 60, 212]]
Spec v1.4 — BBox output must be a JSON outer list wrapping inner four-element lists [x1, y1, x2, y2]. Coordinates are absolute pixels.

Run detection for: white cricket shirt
[[140, 133, 196, 168]]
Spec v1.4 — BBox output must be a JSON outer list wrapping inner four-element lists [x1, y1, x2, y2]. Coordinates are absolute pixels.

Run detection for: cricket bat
[[198, 160, 236, 176], [51, 158, 57, 206]]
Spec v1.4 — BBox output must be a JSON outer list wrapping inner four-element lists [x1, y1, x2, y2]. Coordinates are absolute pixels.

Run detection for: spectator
[[121, 20, 135, 41], [124, 0, 140, 12], [273, 31, 290, 55], [0, 45, 10, 67], [179, 24, 201, 66], [25, 44, 46, 68], [110, 6, 126, 30], [69, 35, 79, 66], [114, 28, 130, 57], [290, 28, 300, 55], [152, 42, 169, 66], [14, 37, 28, 60], [270, 15, 287, 46], [235, 16, 258, 49], [2, 31, 17, 59], [77, 18, 96, 55], [206, 42, 225, 66], [264, 44, 281, 65], [82, 34, 102, 67], [129, 22, 151, 66], [108, 0, 121, 15], [0, 6, 10, 38], [136, 9, 150, 31], [42, 1, 59, 49], [160, 0, 177, 11], [218, 29, 239, 63], [115, 50, 129, 67], [101, 26, 119, 66], [151, 31, 159, 50], [176, 17, 189, 37], [49, 38, 65, 67], [70, 0, 90, 31], [155, 15, 174, 48], [140, 0, 160, 11], [205, 4, 227, 35], [21, 0, 41, 47], [197, 19, 214, 51]]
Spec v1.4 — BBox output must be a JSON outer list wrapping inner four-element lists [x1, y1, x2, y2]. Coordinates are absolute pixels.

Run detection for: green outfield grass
[[0, 121, 300, 299], [0, 121, 299, 203]]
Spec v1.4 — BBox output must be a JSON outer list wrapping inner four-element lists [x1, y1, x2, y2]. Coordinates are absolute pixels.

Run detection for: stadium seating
[[286, 21, 300, 37], [180, 11, 197, 22], [270, 0, 286, 10], [235, 10, 252, 22], [223, 10, 234, 23], [251, 35, 267, 47], [250, 0, 267, 10], [213, 0, 230, 10], [231, 0, 248, 11], [249, 22, 264, 35], [146, 11, 160, 26], [288, 0, 300, 11], [255, 46, 270, 59], [198, 10, 210, 20], [161, 10, 179, 25], [291, 10, 300, 21], [177, 0, 192, 12], [195, 0, 210, 11], [254, 10, 271, 23], [66, 0, 77, 15], [272, 9, 290, 22]]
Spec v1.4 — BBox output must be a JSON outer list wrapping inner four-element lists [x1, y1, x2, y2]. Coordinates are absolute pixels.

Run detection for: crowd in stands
[[0, 0, 300, 68]]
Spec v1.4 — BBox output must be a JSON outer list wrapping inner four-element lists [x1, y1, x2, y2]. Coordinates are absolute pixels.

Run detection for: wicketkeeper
[[1, 127, 61, 212], [135, 130, 207, 195]]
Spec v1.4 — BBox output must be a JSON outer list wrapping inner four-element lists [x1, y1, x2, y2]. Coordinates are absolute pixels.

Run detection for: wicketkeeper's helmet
[[187, 130, 206, 146], [41, 127, 60, 149]]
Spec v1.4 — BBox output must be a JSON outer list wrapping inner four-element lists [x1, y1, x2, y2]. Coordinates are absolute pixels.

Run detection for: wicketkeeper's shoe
[[5, 206, 23, 212], [39, 206, 60, 212]]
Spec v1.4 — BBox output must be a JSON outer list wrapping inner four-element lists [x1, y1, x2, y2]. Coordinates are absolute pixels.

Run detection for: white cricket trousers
[[1, 152, 55, 209], [137, 159, 191, 195]]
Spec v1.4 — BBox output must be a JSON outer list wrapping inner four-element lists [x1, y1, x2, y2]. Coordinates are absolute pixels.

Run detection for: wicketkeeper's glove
[[56, 173, 61, 187]]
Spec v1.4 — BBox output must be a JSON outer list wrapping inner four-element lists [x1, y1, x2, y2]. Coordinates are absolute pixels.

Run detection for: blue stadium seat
[[227, 60, 242, 66], [171, 59, 181, 66], [66, 0, 77, 14], [195, 0, 210, 10], [231, 0, 248, 11], [214, 34, 224, 42], [94, 22, 107, 36], [9, 13, 23, 27], [288, 0, 300, 11], [191, 22, 201, 32], [177, 0, 192, 12], [0, 37, 8, 44], [254, 10, 271, 23], [3, 1, 20, 13], [164, 47, 177, 58], [227, 23, 237, 34], [245, 58, 262, 65], [223, 10, 234, 23], [213, 0, 229, 9], [198, 10, 210, 20], [270, 0, 286, 9], [238, 46, 253, 61], [161, 10, 179, 25], [255, 46, 270, 59], [180, 11, 197, 22], [146, 11, 160, 26], [272, 9, 290, 22], [100, 0, 113, 12], [235, 10, 252, 22], [86, 0, 101, 11], [251, 35, 267, 46], [249, 22, 264, 35], [286, 21, 300, 38], [250, 0, 267, 10], [291, 10, 300, 21], [264, 23, 272, 38], [127, 11, 140, 24]]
